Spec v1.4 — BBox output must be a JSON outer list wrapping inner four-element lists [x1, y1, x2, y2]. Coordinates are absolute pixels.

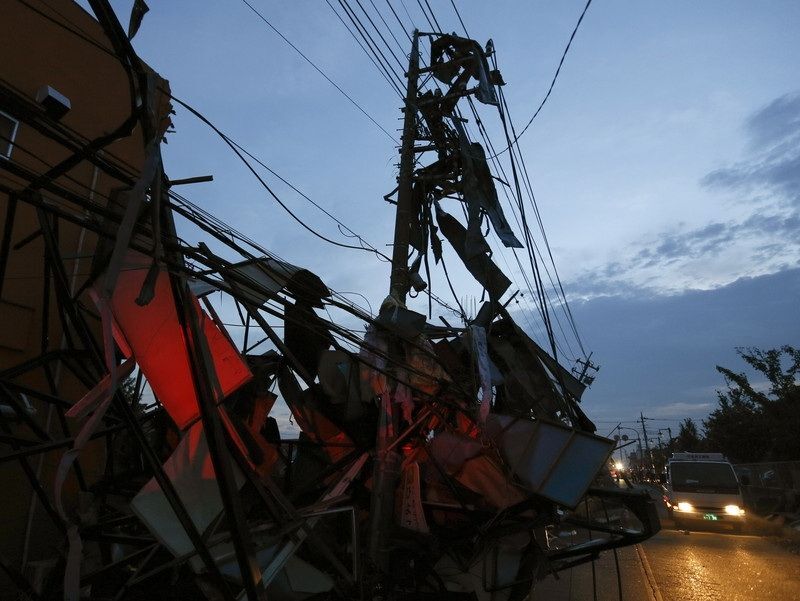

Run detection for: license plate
[[703, 513, 718, 521]]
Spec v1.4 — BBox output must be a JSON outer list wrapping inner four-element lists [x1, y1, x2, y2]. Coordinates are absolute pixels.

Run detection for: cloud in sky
[[648, 402, 714, 419], [567, 91, 800, 299], [571, 267, 800, 424], [703, 91, 800, 204]]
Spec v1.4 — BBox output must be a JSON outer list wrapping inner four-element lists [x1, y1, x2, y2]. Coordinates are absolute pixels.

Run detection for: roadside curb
[[635, 544, 664, 601]]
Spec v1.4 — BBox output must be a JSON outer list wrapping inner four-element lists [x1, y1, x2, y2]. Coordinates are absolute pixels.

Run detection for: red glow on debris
[[108, 252, 252, 430]]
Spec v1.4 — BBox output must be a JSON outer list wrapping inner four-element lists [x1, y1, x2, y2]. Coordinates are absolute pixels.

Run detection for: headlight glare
[[676, 502, 693, 513], [724, 504, 744, 516]]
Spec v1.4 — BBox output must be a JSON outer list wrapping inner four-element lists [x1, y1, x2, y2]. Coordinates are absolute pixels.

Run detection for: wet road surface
[[641, 527, 800, 601], [532, 526, 800, 600]]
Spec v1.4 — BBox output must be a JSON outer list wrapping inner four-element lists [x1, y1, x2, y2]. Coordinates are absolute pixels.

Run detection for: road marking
[[635, 544, 665, 601]]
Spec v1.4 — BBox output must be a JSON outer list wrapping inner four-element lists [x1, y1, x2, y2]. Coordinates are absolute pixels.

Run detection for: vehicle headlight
[[724, 504, 744, 516], [676, 502, 694, 513]]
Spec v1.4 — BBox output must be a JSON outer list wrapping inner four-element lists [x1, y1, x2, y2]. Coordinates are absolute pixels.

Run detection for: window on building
[[0, 110, 20, 160]]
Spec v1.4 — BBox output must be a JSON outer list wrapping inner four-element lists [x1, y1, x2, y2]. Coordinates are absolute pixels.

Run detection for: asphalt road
[[641, 526, 800, 601], [531, 526, 800, 601]]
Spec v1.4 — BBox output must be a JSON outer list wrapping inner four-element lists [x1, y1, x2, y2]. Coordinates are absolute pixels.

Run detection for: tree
[[672, 418, 704, 453], [703, 346, 800, 463]]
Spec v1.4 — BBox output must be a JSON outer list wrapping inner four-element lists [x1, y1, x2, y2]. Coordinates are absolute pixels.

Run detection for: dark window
[[0, 111, 19, 159], [670, 462, 739, 493]]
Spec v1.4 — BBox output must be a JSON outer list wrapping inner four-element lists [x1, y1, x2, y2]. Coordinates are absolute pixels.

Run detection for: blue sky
[[103, 1, 799, 433]]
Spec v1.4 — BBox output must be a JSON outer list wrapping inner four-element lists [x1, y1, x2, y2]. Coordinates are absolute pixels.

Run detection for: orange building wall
[[0, 1, 167, 591]]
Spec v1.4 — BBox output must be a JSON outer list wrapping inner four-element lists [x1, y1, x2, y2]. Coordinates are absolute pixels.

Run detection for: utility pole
[[368, 30, 420, 581], [389, 30, 421, 303], [573, 352, 599, 386], [640, 412, 652, 472]]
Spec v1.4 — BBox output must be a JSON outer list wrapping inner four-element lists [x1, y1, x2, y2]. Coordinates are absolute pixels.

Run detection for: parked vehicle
[[661, 452, 748, 532]]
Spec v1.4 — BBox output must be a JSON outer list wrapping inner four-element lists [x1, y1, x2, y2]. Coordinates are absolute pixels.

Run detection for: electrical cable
[[415, 0, 438, 33], [332, 0, 406, 95], [498, 84, 588, 355], [491, 0, 594, 157], [353, 0, 407, 71], [368, 0, 407, 56], [239, 0, 398, 142], [325, 0, 406, 97], [449, 0, 470, 38], [170, 95, 394, 261], [221, 136, 391, 262], [385, 0, 414, 44], [421, 0, 442, 32], [338, 0, 407, 86], [462, 98, 578, 361]]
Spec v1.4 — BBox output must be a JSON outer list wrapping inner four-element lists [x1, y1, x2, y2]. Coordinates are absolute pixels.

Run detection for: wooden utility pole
[[368, 30, 420, 581], [640, 412, 652, 471], [388, 30, 421, 302]]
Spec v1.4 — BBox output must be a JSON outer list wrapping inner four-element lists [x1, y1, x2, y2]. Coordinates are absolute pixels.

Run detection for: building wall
[[0, 1, 167, 592]]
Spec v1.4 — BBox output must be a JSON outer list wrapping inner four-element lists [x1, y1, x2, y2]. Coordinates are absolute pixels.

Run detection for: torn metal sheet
[[435, 204, 511, 301], [220, 256, 331, 308], [131, 420, 246, 567], [108, 251, 253, 430], [488, 319, 563, 418], [486, 414, 615, 508], [469, 325, 493, 422], [430, 34, 499, 106], [284, 300, 334, 379], [453, 119, 523, 252]]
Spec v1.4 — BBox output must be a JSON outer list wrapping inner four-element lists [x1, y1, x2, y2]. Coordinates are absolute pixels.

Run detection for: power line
[[170, 95, 394, 259], [326, 0, 405, 97], [492, 0, 594, 157], [417, 0, 441, 32], [464, 97, 579, 361], [352, 0, 407, 72], [368, 0, 407, 56], [498, 85, 589, 355], [333, 0, 406, 94], [450, 0, 470, 38], [238, 0, 398, 142]]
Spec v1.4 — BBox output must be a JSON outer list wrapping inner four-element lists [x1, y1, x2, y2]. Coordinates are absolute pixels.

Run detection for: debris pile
[[0, 3, 660, 600]]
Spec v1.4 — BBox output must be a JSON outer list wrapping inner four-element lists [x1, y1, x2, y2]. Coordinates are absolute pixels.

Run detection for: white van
[[662, 452, 747, 532]]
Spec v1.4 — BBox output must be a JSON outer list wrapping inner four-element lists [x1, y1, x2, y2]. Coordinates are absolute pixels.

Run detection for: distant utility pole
[[658, 427, 673, 448], [640, 412, 652, 470], [572, 352, 599, 386]]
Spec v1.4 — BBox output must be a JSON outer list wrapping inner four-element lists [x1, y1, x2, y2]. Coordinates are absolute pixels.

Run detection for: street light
[[611, 425, 644, 478]]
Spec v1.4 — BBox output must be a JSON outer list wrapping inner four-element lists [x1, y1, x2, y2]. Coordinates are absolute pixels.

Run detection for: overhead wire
[[238, 0, 398, 142], [331, 0, 406, 94], [352, 0, 407, 71], [498, 84, 588, 356], [170, 95, 395, 262], [463, 97, 578, 361], [418, 0, 441, 32], [419, 0, 583, 362], [368, 0, 407, 56], [390, 0, 583, 359], [325, 0, 405, 98], [222, 134, 391, 262], [491, 0, 595, 157], [449, 0, 470, 38], [385, 0, 414, 44]]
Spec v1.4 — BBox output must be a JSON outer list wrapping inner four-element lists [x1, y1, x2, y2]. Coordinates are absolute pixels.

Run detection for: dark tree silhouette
[[672, 418, 704, 453], [704, 346, 800, 462]]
